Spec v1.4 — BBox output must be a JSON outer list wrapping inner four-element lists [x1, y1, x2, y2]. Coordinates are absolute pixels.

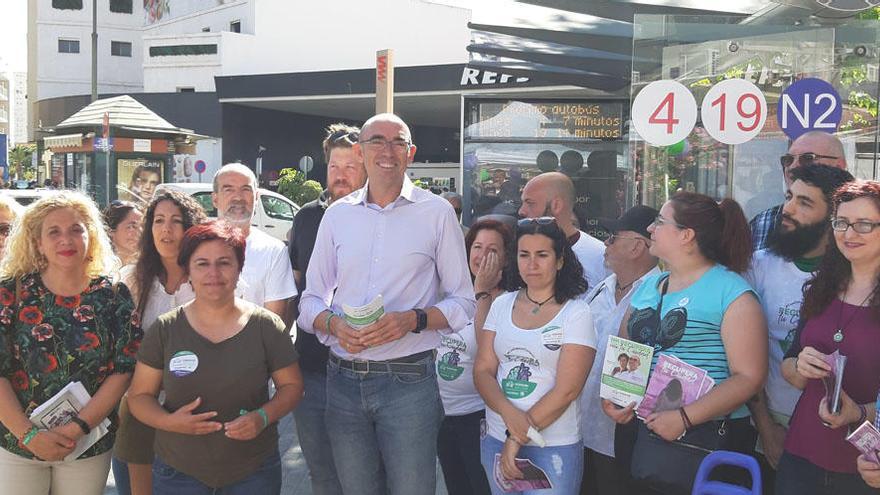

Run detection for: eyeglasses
[[517, 216, 556, 228], [329, 129, 359, 143], [359, 137, 411, 151], [652, 215, 686, 229], [607, 233, 649, 245], [831, 218, 880, 234], [780, 152, 840, 169], [0, 223, 11, 237]]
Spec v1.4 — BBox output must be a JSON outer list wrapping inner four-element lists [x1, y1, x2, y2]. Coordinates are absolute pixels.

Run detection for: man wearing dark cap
[[578, 205, 660, 495]]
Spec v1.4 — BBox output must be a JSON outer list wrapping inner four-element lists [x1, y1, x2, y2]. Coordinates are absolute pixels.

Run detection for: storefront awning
[[43, 133, 83, 148]]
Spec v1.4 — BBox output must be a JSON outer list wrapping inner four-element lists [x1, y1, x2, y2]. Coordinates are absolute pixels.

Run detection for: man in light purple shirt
[[297, 113, 475, 495]]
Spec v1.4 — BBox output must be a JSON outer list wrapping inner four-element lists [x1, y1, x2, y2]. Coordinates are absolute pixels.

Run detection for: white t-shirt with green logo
[[483, 291, 597, 446], [436, 322, 485, 416]]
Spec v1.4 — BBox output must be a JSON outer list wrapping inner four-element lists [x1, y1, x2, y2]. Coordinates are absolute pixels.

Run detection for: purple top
[[785, 299, 880, 473]]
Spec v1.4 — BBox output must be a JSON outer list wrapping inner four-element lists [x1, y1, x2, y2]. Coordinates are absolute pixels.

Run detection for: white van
[[155, 183, 299, 243]]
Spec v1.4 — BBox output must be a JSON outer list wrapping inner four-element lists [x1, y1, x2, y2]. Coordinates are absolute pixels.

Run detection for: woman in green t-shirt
[[128, 220, 303, 494]]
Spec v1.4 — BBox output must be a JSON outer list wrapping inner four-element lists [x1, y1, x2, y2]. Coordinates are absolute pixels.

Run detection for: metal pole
[[91, 0, 97, 102]]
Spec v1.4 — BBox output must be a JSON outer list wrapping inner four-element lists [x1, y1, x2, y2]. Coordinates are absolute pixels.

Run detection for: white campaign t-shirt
[[746, 249, 810, 419], [120, 265, 195, 330], [437, 322, 485, 416], [236, 228, 298, 307], [571, 231, 608, 293], [484, 292, 597, 446]]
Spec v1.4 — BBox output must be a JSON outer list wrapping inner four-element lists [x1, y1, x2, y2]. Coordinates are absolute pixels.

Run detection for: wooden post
[[376, 49, 394, 114]]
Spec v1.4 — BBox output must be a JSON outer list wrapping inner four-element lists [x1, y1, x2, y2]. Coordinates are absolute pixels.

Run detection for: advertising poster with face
[[118, 159, 163, 204]]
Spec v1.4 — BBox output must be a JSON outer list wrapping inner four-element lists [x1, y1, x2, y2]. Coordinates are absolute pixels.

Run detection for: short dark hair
[[322, 123, 360, 163], [789, 163, 855, 209], [465, 219, 516, 291], [178, 220, 247, 274], [103, 200, 140, 230], [512, 219, 587, 303]]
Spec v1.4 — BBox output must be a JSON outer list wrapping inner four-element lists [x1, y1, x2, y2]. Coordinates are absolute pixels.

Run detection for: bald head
[[361, 113, 412, 142], [518, 172, 578, 234], [785, 132, 847, 188], [527, 172, 575, 207]]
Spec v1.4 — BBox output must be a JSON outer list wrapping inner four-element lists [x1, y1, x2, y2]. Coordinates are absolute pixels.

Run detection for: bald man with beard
[[518, 172, 607, 291]]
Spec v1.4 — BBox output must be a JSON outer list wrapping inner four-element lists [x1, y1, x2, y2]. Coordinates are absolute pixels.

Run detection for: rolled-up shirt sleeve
[[296, 216, 337, 335], [432, 206, 476, 333]]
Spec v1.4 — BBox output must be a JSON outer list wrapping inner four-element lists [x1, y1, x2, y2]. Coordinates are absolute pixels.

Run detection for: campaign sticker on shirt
[[169, 351, 199, 377], [678, 297, 690, 307], [541, 325, 563, 351], [438, 335, 466, 381]]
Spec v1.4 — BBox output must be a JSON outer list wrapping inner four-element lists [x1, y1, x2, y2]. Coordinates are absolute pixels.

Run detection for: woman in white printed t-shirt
[[475, 216, 597, 495], [437, 219, 516, 495]]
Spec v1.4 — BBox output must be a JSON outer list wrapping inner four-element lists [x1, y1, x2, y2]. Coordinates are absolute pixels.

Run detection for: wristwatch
[[412, 308, 427, 333]]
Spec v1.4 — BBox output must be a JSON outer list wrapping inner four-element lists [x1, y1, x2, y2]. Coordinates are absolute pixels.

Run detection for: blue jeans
[[481, 435, 584, 495], [775, 452, 876, 495], [152, 452, 281, 495], [324, 353, 443, 495], [293, 368, 343, 495], [111, 456, 132, 495]]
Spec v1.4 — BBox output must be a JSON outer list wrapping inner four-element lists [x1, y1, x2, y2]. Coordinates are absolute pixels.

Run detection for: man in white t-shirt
[[746, 163, 853, 484], [580, 205, 659, 495], [518, 172, 607, 291], [212, 163, 298, 321]]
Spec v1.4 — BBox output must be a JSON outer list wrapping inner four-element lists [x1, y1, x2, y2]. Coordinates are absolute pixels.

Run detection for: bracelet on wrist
[[856, 404, 868, 426], [504, 429, 522, 445], [679, 407, 693, 430], [256, 407, 269, 429], [20, 426, 40, 446], [475, 291, 491, 301], [70, 416, 91, 435], [325, 313, 337, 337]]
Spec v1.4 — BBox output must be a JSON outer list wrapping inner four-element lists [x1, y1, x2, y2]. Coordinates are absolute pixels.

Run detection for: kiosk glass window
[[462, 99, 630, 239], [631, 15, 880, 219], [117, 158, 164, 205]]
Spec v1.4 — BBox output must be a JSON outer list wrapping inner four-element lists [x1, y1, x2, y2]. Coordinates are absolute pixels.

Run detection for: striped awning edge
[[44, 133, 83, 148]]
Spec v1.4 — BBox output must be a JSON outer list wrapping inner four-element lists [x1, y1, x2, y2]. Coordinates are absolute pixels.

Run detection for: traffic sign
[[701, 79, 767, 145], [299, 156, 314, 174], [776, 78, 842, 140], [94, 137, 114, 151], [194, 160, 206, 174], [631, 80, 697, 146]]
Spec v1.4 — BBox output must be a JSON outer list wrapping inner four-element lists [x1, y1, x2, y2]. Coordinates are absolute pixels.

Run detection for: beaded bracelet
[[21, 426, 40, 446]]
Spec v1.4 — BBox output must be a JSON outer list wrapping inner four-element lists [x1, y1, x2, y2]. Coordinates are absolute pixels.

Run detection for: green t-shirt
[[137, 304, 298, 488]]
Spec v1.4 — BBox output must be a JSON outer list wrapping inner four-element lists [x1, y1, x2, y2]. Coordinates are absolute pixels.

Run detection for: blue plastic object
[[691, 450, 762, 495]]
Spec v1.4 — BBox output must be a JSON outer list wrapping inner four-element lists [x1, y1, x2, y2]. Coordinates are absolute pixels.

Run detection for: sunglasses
[[780, 152, 839, 169], [329, 129, 359, 143], [517, 216, 556, 228]]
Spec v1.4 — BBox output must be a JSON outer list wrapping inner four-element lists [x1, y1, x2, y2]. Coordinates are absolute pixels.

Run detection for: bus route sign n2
[[776, 78, 842, 140]]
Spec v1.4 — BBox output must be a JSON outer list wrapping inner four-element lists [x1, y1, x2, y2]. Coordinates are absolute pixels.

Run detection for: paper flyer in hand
[[493, 454, 553, 492], [822, 350, 847, 414], [637, 354, 713, 419], [599, 336, 655, 408], [342, 295, 385, 330], [847, 421, 880, 464], [29, 381, 110, 461]]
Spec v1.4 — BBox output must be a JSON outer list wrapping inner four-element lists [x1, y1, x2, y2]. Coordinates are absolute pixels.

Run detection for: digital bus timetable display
[[465, 100, 624, 140]]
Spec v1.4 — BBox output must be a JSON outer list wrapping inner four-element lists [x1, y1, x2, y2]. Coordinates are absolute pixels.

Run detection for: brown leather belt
[[328, 350, 434, 374]]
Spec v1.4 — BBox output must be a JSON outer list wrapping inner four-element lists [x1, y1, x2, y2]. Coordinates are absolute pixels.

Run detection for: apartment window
[[109, 0, 132, 13], [177, 87, 195, 93], [52, 0, 82, 10], [202, 27, 211, 32], [229, 20, 241, 33], [58, 39, 80, 54], [149, 44, 218, 57], [111, 41, 132, 57]]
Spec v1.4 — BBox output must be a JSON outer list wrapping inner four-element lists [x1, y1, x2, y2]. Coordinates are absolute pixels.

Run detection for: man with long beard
[[747, 163, 854, 493]]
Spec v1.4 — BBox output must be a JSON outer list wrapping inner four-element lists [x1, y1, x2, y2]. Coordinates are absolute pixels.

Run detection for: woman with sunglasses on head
[[776, 181, 880, 495], [103, 201, 143, 269], [602, 192, 767, 494], [111, 191, 206, 495], [0, 196, 23, 262], [437, 218, 515, 495], [474, 217, 596, 494], [0, 191, 143, 494]]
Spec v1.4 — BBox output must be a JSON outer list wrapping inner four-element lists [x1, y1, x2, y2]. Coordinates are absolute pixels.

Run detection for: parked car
[[155, 183, 299, 243], [2, 188, 58, 206]]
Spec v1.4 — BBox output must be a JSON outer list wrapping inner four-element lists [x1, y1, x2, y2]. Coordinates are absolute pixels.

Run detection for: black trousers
[[437, 410, 491, 495]]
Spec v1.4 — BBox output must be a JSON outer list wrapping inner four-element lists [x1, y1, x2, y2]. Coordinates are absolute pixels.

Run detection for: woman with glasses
[[0, 196, 23, 262], [0, 191, 143, 494], [128, 221, 302, 494], [474, 217, 596, 494], [603, 192, 767, 494], [437, 218, 514, 495], [103, 201, 143, 268], [111, 191, 206, 495], [776, 181, 880, 495]]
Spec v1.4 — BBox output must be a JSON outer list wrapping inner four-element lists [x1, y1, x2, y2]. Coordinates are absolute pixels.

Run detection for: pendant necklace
[[524, 290, 555, 315], [833, 285, 878, 343]]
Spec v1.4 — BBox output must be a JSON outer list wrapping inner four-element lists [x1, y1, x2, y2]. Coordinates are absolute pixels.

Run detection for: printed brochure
[[847, 421, 880, 464], [599, 336, 655, 408], [493, 454, 553, 492], [822, 350, 847, 415], [637, 354, 715, 419], [342, 295, 385, 330], [29, 381, 110, 461]]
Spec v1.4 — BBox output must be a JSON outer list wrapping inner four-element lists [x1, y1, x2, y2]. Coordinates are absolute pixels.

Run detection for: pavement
[[104, 412, 449, 494]]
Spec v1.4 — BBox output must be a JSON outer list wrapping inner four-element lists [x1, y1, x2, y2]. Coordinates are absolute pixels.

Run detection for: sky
[[0, 0, 28, 73]]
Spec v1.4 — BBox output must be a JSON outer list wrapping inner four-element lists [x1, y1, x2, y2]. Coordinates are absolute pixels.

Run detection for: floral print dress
[[0, 273, 143, 460]]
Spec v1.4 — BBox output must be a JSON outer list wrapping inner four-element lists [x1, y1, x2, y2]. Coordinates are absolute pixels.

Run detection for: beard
[[767, 215, 829, 260]]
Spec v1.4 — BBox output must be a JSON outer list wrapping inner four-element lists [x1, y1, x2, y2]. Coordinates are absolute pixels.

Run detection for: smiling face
[[37, 207, 90, 272], [187, 239, 241, 302], [354, 119, 417, 190], [517, 233, 562, 291], [627, 355, 641, 372], [151, 200, 186, 261], [468, 228, 507, 278], [834, 197, 880, 265]]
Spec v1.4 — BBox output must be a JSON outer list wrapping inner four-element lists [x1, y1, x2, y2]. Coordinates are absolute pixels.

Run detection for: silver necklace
[[833, 285, 878, 343]]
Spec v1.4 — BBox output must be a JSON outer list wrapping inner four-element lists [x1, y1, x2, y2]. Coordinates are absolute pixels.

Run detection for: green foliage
[[276, 168, 322, 205], [8, 145, 36, 181], [413, 179, 429, 189]]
